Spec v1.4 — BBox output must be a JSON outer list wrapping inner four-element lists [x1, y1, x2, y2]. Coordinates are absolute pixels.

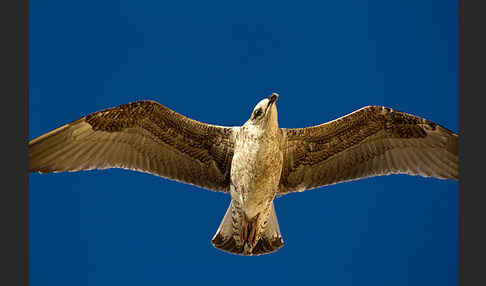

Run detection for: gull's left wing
[[278, 106, 458, 195], [29, 100, 237, 192]]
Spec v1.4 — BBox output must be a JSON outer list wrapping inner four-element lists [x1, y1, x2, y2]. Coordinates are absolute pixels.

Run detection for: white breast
[[230, 126, 283, 218]]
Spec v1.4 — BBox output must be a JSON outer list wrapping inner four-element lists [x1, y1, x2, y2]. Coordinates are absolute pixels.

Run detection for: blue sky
[[30, 1, 457, 285]]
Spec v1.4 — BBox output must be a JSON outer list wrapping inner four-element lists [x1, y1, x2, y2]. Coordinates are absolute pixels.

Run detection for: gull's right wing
[[279, 106, 458, 195]]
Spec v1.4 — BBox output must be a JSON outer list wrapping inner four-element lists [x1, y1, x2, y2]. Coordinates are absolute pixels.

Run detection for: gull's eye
[[253, 109, 263, 119]]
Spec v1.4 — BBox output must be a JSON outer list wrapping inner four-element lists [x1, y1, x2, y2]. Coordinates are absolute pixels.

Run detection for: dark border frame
[[2, 0, 29, 285], [458, 0, 485, 285]]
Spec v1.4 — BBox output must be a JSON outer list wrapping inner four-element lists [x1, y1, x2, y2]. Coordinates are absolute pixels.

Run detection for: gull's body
[[29, 93, 458, 255], [215, 95, 284, 254]]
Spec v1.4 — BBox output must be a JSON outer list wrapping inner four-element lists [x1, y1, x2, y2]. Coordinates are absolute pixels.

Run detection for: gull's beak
[[264, 92, 279, 115], [268, 92, 279, 105]]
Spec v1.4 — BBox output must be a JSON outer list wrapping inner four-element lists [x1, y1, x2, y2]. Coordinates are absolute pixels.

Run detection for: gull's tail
[[211, 200, 284, 256]]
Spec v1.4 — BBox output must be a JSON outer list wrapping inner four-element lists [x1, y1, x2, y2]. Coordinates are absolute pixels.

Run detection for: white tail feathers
[[211, 201, 284, 256]]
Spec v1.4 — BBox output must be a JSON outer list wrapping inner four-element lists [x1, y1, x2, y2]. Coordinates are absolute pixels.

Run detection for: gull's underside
[[29, 95, 458, 256]]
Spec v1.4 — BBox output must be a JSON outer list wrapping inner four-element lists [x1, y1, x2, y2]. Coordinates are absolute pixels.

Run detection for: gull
[[29, 93, 458, 256]]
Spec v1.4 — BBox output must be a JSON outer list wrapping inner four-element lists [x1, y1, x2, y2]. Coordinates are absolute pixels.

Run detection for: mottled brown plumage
[[29, 100, 236, 192], [29, 96, 458, 256], [279, 105, 457, 194]]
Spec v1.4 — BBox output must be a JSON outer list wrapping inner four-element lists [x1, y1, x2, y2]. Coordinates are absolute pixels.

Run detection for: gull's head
[[245, 92, 279, 130]]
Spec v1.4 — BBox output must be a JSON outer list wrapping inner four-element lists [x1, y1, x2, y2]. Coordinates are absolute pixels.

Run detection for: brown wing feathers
[[29, 100, 236, 192], [30, 102, 457, 195], [279, 106, 458, 194]]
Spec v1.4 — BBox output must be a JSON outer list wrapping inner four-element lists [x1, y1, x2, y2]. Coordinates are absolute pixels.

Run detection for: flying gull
[[29, 93, 458, 256]]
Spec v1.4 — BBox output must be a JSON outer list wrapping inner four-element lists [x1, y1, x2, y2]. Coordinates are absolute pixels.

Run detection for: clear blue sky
[[30, 1, 457, 285]]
